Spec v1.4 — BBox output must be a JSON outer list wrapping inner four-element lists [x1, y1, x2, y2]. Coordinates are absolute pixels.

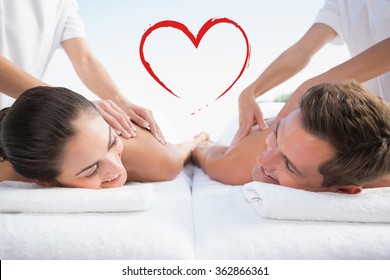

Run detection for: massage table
[[0, 170, 195, 259], [1, 102, 389, 259], [192, 167, 390, 259]]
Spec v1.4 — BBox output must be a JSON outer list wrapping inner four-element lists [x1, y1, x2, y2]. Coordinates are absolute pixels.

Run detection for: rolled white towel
[[0, 181, 154, 213], [243, 182, 390, 223]]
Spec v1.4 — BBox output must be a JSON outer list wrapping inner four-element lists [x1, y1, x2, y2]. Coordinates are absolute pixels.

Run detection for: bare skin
[[232, 25, 390, 146], [193, 120, 390, 190], [0, 160, 26, 182], [120, 125, 208, 182], [0, 124, 209, 185], [192, 128, 269, 185]]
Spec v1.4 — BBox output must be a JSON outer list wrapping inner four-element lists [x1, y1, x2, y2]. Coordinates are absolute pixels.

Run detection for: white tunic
[[314, 0, 390, 101], [0, 0, 85, 107]]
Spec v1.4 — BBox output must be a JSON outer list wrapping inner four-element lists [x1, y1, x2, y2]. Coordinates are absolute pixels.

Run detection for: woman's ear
[[335, 185, 362, 195]]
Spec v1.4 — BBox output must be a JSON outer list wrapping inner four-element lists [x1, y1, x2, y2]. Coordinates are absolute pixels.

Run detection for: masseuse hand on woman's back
[[93, 99, 165, 144]]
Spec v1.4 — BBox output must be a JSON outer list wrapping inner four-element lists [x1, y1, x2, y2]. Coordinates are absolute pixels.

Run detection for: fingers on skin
[[127, 108, 166, 145], [255, 112, 268, 130], [128, 112, 148, 129], [231, 124, 252, 147], [96, 100, 135, 138], [148, 123, 164, 145], [143, 113, 166, 145]]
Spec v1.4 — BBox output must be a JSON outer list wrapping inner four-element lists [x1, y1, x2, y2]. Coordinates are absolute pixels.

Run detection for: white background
[[44, 0, 349, 141]]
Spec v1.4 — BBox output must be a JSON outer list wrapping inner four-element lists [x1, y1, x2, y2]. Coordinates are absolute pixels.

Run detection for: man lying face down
[[193, 81, 390, 193]]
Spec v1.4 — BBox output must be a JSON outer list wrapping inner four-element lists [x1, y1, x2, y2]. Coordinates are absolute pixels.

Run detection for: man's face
[[252, 110, 337, 192]]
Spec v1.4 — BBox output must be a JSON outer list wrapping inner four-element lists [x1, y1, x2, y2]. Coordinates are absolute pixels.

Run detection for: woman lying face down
[[0, 87, 208, 188], [193, 81, 390, 193]]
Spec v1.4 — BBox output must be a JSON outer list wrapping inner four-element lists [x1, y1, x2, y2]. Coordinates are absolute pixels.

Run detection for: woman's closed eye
[[85, 164, 99, 178], [82, 129, 119, 179], [84, 136, 117, 179]]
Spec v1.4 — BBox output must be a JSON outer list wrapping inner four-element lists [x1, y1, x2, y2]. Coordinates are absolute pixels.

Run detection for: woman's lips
[[102, 173, 122, 185]]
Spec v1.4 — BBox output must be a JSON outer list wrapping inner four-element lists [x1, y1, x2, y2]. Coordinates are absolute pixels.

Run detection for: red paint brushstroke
[[139, 17, 251, 100]]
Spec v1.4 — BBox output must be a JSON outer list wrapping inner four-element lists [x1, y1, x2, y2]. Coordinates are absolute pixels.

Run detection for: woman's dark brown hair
[[0, 86, 98, 181]]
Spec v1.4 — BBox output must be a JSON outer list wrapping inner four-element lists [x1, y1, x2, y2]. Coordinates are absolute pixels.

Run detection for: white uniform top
[[314, 0, 390, 101], [0, 0, 85, 107]]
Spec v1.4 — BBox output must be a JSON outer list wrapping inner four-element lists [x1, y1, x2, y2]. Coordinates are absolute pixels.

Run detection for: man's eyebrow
[[274, 121, 280, 139]]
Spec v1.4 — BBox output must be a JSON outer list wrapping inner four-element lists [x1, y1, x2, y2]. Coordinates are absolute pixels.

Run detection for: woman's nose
[[103, 153, 123, 174]]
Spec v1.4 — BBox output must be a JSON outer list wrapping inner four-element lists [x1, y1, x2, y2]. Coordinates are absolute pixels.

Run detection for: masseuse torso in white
[[314, 0, 390, 101], [0, 0, 85, 107]]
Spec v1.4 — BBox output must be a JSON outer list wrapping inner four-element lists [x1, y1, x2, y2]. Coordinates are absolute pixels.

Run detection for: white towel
[[243, 182, 390, 223], [0, 181, 154, 213]]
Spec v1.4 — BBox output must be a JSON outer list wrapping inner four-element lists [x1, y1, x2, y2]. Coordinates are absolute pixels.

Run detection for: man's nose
[[257, 148, 282, 169]]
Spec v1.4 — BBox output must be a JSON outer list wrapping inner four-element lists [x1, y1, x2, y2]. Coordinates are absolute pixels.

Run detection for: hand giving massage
[[193, 80, 390, 194], [1, 81, 390, 193], [0, 86, 208, 188]]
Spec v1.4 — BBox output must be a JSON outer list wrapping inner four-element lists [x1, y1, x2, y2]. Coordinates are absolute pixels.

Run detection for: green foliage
[[274, 93, 292, 102]]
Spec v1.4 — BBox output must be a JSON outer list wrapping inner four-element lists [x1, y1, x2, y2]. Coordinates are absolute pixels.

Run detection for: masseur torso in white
[[0, 0, 85, 107], [314, 0, 390, 101]]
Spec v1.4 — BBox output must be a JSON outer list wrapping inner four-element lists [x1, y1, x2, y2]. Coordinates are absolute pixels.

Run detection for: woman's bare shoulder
[[0, 160, 30, 182]]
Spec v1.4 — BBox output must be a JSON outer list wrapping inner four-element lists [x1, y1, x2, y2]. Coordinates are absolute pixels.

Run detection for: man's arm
[[193, 129, 270, 185]]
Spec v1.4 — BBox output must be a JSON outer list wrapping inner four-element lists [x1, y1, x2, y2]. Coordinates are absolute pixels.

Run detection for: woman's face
[[55, 113, 127, 189]]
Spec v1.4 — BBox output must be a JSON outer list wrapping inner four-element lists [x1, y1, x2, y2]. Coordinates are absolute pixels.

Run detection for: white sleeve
[[314, 0, 344, 45], [61, 0, 86, 41]]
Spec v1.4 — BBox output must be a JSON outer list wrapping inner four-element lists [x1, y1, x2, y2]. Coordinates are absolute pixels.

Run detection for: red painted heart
[[139, 17, 250, 100]]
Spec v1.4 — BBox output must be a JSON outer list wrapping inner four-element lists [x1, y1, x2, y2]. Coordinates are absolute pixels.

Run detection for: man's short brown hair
[[299, 80, 390, 187]]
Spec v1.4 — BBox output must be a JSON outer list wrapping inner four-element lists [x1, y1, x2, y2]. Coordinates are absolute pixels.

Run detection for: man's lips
[[258, 165, 279, 184]]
